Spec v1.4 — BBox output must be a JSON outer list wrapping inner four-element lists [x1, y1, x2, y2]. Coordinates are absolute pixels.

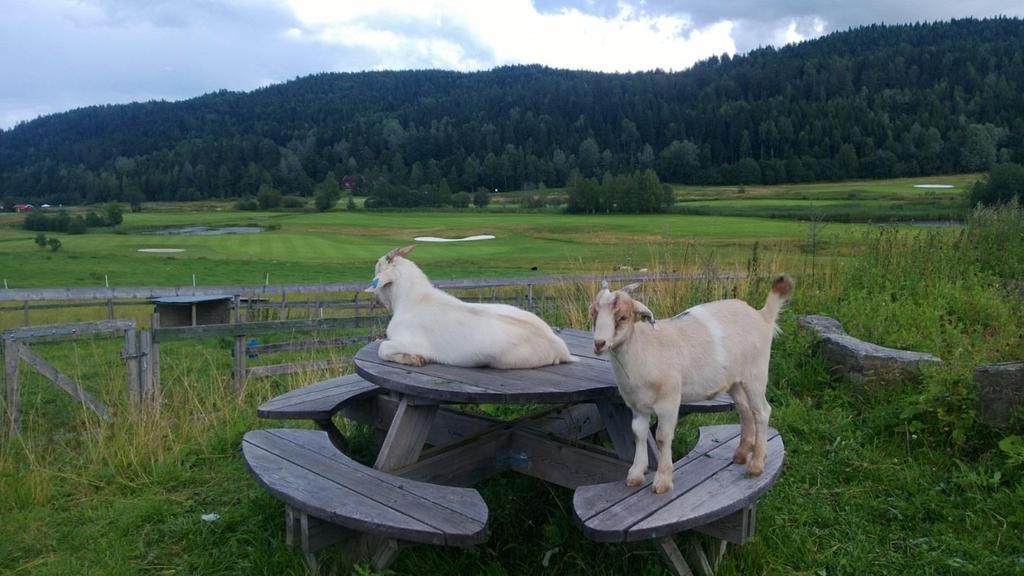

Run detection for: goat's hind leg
[[377, 340, 427, 367], [743, 378, 772, 476], [729, 382, 756, 466]]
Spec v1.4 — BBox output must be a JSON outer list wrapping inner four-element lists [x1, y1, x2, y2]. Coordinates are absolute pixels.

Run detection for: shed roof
[[151, 295, 234, 305]]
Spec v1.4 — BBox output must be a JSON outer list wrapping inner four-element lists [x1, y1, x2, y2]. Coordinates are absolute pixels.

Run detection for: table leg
[[361, 394, 438, 569], [374, 394, 439, 472], [596, 400, 658, 469]]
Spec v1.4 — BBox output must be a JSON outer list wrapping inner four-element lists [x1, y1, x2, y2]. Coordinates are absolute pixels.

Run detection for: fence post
[[22, 301, 28, 326], [139, 329, 152, 404], [233, 334, 247, 394], [106, 298, 114, 320], [150, 313, 161, 402], [3, 339, 21, 435], [124, 326, 141, 407]]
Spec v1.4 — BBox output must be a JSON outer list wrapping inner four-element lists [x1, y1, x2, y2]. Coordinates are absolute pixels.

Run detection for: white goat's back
[[658, 299, 776, 399], [375, 255, 573, 369]]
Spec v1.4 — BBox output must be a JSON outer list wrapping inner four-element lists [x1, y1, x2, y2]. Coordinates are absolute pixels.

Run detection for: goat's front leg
[[626, 411, 650, 487], [377, 340, 427, 367], [652, 402, 679, 494]]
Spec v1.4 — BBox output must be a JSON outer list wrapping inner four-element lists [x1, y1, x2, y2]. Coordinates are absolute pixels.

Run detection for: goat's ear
[[620, 282, 641, 294], [632, 300, 656, 325]]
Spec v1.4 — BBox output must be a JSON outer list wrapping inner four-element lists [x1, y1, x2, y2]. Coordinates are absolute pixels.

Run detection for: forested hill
[[1, 17, 1022, 206]]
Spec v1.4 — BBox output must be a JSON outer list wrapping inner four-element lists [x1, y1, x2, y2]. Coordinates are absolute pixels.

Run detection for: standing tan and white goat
[[365, 245, 574, 368], [590, 276, 793, 494]]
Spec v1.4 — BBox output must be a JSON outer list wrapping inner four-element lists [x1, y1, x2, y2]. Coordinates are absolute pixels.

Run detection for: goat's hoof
[[394, 353, 427, 367], [626, 473, 645, 487], [733, 450, 751, 465], [747, 461, 765, 476], [652, 478, 673, 494]]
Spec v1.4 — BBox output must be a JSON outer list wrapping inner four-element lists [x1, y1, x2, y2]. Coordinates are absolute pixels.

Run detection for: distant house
[[40, 203, 52, 209], [341, 176, 356, 190], [14, 204, 33, 213]]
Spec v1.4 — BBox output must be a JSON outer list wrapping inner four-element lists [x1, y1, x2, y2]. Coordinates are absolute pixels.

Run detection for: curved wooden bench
[[258, 374, 380, 420], [573, 425, 784, 575], [257, 374, 381, 451], [243, 428, 488, 569]]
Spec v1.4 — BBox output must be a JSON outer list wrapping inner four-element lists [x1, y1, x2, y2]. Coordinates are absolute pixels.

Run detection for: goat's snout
[[593, 339, 607, 354]]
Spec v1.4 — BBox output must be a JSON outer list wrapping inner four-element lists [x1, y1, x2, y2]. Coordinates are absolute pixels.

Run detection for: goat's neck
[[610, 321, 670, 364], [387, 265, 436, 314], [608, 321, 641, 361]]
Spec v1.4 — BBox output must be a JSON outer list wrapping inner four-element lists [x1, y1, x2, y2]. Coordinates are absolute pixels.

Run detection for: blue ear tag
[[370, 277, 379, 289]]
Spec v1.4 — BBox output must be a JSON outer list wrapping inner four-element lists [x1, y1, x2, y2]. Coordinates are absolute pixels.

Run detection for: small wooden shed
[[152, 295, 233, 327]]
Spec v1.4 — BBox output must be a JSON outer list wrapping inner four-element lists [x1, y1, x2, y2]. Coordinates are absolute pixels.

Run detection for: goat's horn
[[395, 244, 416, 258], [600, 280, 609, 291], [621, 282, 642, 294]]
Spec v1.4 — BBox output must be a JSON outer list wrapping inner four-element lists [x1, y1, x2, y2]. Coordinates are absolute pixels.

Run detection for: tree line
[[0, 17, 1022, 210]]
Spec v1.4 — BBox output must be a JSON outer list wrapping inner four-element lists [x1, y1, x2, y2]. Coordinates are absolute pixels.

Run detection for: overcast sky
[[1, 0, 1021, 130]]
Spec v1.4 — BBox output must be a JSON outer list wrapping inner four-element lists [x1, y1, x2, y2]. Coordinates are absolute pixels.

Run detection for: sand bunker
[[913, 184, 955, 189], [413, 235, 496, 243], [138, 248, 186, 253]]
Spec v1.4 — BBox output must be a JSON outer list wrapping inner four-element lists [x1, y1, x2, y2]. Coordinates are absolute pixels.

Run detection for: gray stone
[[798, 315, 942, 384], [974, 362, 1024, 428]]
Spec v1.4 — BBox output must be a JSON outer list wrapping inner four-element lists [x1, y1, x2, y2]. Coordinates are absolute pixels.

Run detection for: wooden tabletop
[[354, 328, 624, 404]]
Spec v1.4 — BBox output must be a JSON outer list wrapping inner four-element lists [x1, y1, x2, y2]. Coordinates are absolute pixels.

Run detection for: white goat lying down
[[590, 276, 793, 494], [365, 245, 574, 369]]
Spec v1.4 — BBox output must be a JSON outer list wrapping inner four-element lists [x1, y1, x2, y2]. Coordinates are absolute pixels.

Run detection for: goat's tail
[[760, 274, 794, 330]]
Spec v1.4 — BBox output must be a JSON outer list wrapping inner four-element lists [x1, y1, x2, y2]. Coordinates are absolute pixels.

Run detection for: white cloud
[[778, 16, 826, 45], [281, 0, 737, 72]]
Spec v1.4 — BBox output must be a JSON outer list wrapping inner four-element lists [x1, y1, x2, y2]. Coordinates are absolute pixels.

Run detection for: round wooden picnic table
[[353, 327, 621, 405], [353, 328, 734, 475]]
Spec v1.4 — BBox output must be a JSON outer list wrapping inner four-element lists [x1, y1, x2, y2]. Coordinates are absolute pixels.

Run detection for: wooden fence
[[1, 272, 742, 434], [0, 272, 719, 327]]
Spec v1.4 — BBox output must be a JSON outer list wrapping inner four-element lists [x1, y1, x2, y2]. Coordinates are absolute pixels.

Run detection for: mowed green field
[[673, 173, 976, 200], [0, 209, 868, 288], [671, 173, 974, 222]]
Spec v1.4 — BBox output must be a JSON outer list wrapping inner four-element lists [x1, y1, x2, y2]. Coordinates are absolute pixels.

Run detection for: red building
[[14, 204, 33, 213]]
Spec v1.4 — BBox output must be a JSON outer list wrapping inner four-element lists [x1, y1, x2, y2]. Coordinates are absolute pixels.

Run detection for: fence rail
[[151, 316, 386, 343], [0, 272, 737, 329], [0, 272, 719, 302]]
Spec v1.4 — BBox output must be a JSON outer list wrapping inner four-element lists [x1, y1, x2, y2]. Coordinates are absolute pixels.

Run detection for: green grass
[[0, 210, 868, 289], [1, 186, 1021, 576], [672, 173, 977, 201], [671, 174, 974, 222]]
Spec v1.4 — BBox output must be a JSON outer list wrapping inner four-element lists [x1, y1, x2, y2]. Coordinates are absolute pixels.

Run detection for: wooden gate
[[2, 320, 151, 435]]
